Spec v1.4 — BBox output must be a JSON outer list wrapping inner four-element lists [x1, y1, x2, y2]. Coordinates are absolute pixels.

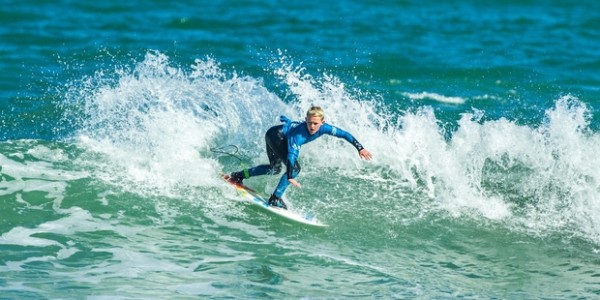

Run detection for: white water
[[59, 51, 600, 245]]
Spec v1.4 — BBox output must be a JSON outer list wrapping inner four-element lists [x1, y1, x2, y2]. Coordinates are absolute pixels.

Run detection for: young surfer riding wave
[[228, 106, 373, 209]]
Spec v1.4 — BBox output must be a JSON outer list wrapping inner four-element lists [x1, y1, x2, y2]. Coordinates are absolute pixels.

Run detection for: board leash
[[210, 144, 250, 179]]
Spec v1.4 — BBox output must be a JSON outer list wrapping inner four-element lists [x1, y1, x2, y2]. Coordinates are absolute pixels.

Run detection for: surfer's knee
[[272, 165, 282, 174]]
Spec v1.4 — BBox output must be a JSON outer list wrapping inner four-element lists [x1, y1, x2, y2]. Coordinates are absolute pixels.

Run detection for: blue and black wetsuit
[[239, 115, 364, 199]]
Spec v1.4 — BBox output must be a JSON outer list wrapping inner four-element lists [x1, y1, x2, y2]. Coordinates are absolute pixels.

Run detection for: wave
[[4, 51, 596, 246]]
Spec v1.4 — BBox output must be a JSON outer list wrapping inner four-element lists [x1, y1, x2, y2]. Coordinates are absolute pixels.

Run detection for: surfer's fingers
[[359, 149, 373, 160]]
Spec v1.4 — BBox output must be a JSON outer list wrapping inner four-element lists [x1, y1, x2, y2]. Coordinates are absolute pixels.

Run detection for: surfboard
[[222, 175, 327, 227]]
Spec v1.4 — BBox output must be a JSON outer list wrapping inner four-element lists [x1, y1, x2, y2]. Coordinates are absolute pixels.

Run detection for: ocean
[[1, 0, 600, 298]]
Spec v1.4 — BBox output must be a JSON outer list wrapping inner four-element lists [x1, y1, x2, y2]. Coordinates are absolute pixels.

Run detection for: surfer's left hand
[[289, 178, 302, 188]]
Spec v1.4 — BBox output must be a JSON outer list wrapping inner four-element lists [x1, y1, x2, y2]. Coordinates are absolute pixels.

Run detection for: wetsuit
[[243, 115, 365, 198]]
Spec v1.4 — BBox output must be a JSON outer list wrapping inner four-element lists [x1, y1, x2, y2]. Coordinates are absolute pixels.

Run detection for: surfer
[[229, 106, 373, 209]]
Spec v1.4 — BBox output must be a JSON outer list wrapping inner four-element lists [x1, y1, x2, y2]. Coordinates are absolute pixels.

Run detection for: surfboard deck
[[222, 175, 327, 227]]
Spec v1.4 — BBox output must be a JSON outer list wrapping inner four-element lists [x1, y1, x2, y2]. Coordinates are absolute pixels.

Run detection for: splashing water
[[59, 51, 600, 245]]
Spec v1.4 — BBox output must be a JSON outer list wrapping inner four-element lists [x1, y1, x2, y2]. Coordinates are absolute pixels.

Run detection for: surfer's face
[[305, 115, 325, 135]]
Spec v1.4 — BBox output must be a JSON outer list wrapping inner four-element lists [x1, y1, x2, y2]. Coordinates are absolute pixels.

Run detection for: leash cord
[[210, 145, 249, 178]]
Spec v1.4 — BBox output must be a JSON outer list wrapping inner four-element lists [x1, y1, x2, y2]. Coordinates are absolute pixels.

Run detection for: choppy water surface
[[1, 0, 600, 298]]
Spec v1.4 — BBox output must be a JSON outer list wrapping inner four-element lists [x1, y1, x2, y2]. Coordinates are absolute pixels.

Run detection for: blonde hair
[[306, 106, 325, 121]]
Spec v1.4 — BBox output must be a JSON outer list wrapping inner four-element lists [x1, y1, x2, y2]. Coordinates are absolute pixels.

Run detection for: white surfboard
[[223, 175, 327, 227]]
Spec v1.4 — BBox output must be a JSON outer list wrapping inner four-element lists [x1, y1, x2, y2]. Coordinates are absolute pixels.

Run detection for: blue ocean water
[[1, 0, 600, 298]]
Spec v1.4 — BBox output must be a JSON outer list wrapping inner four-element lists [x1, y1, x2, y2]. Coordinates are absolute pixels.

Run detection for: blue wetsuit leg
[[269, 125, 300, 197], [273, 166, 300, 198]]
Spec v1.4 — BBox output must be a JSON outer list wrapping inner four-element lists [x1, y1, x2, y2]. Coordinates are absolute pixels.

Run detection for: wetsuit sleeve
[[323, 124, 365, 152], [280, 115, 291, 123]]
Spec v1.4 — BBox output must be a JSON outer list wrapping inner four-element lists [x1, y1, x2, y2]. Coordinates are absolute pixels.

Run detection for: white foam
[[27, 144, 69, 163], [402, 92, 466, 104], [274, 64, 600, 243], [60, 51, 600, 244], [67, 51, 290, 199], [384, 95, 600, 242], [0, 152, 88, 183]]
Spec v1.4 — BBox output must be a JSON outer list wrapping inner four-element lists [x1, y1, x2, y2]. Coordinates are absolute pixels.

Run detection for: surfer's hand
[[289, 178, 301, 188], [359, 149, 373, 160]]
